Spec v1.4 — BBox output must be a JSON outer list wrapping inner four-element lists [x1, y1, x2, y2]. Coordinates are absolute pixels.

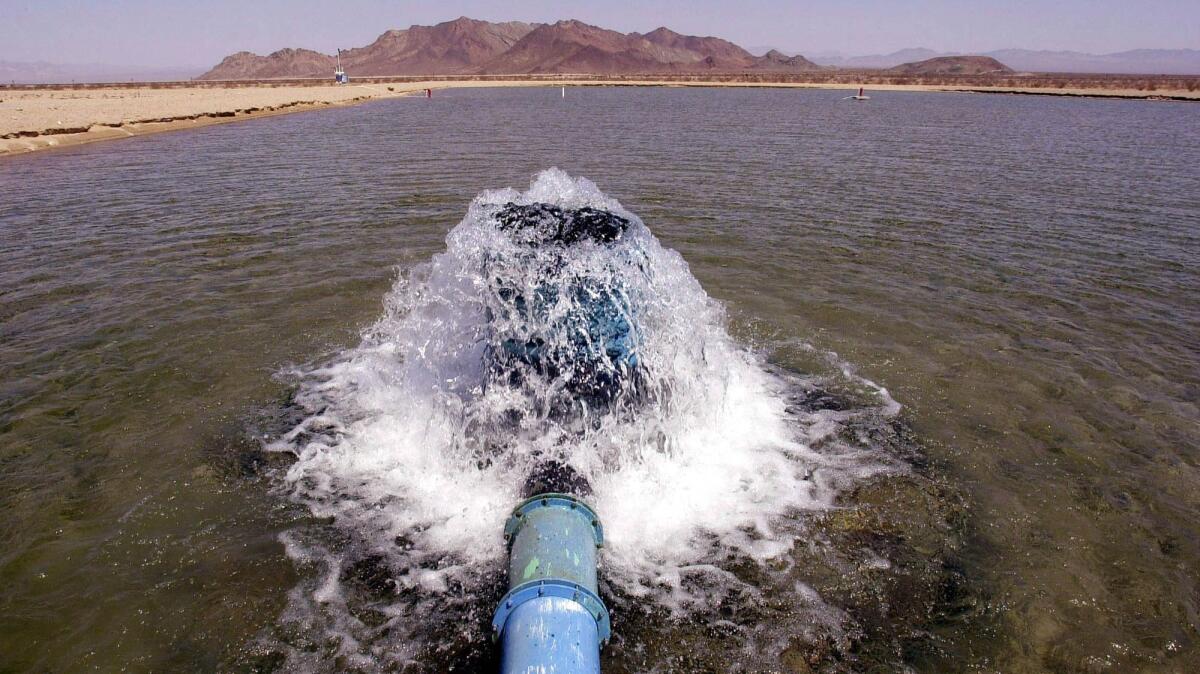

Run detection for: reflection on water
[[1, 87, 1197, 672]]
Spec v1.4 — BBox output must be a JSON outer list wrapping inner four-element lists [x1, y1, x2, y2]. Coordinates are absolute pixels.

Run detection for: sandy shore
[[3, 79, 1195, 157], [0, 83, 417, 155]]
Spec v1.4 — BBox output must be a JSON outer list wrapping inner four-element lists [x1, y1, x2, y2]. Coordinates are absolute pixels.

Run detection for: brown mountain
[[341, 17, 536, 75], [198, 17, 820, 80], [483, 21, 821, 74], [755, 49, 822, 71], [637, 27, 759, 69], [887, 55, 1013, 75], [482, 20, 684, 74], [200, 48, 335, 80]]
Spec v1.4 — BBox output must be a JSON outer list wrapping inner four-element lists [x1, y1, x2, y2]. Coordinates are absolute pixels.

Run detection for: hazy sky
[[2, 0, 1197, 67]]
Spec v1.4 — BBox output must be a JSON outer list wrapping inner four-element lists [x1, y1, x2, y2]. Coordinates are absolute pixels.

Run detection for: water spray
[[484, 202, 637, 672], [278, 170, 842, 670]]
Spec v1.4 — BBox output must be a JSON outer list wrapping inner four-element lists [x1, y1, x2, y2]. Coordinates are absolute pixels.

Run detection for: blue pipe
[[493, 493, 609, 673]]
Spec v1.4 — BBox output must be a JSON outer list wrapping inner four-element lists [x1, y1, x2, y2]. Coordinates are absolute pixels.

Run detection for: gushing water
[[270, 169, 896, 666]]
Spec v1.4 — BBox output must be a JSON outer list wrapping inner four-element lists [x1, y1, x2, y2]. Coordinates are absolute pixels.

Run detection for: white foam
[[273, 168, 893, 623]]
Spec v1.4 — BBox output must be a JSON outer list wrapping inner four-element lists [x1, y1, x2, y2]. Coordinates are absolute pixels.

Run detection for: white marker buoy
[[562, 86, 566, 99]]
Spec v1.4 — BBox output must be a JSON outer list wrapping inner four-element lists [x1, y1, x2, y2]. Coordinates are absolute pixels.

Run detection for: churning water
[[269, 169, 898, 669]]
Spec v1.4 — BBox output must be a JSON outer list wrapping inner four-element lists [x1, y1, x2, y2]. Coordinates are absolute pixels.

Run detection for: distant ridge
[[756, 50, 823, 71], [812, 48, 947, 70], [197, 17, 822, 80], [205, 49, 335, 80], [813, 47, 1200, 75], [887, 56, 1013, 76], [985, 48, 1200, 75], [0, 61, 203, 84]]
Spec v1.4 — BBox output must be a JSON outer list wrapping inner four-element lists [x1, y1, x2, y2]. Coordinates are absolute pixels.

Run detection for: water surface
[[1, 87, 1198, 672]]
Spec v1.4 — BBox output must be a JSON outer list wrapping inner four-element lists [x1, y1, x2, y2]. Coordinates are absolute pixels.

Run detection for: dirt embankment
[[0, 84, 414, 155]]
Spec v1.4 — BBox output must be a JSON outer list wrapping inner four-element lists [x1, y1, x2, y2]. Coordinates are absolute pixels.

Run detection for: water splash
[[268, 169, 898, 666]]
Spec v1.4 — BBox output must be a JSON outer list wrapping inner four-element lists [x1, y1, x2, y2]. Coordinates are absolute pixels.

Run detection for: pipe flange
[[492, 578, 612, 644], [503, 493, 604, 549]]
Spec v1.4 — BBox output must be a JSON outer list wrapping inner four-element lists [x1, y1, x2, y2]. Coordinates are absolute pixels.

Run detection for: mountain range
[[808, 47, 1200, 74], [198, 17, 820, 80], [7, 18, 1194, 84], [0, 61, 203, 84]]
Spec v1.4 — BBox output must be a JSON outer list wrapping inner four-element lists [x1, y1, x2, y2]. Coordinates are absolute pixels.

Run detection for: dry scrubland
[[2, 74, 1197, 156]]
